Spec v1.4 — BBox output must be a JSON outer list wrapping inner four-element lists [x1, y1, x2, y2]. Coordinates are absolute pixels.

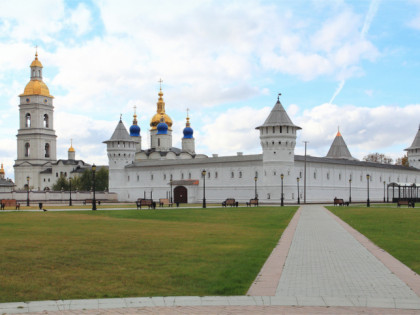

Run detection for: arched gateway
[[174, 186, 188, 203]]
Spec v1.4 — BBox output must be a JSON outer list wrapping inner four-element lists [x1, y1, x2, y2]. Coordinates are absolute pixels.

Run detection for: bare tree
[[363, 153, 393, 164]]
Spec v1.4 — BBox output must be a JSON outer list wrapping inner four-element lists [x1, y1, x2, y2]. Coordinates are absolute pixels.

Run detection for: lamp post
[[349, 178, 352, 204], [280, 173, 284, 207], [69, 177, 72, 206], [202, 169, 206, 208], [26, 176, 30, 206], [254, 175, 258, 199], [383, 181, 386, 203], [366, 174, 370, 207], [297, 177, 300, 204], [170, 180, 173, 203], [92, 164, 97, 210]]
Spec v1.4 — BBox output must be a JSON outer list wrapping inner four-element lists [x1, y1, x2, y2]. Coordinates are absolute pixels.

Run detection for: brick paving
[[3, 205, 420, 314]]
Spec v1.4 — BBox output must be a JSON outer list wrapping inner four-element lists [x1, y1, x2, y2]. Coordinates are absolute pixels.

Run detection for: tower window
[[231, 172, 234, 178], [44, 114, 49, 128], [239, 171, 242, 178], [215, 172, 218, 178], [158, 138, 160, 146], [188, 173, 191, 179], [272, 126, 275, 133], [287, 126, 289, 133], [45, 143, 50, 158], [25, 143, 30, 157], [280, 126, 282, 133], [25, 113, 31, 127]]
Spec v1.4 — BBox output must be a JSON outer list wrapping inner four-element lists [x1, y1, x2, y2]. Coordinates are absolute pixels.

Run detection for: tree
[[395, 154, 409, 167], [52, 175, 69, 191], [363, 153, 393, 164], [78, 167, 109, 191]]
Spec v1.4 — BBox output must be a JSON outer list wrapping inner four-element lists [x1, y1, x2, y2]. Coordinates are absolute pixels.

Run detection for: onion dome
[[150, 85, 172, 130], [19, 51, 53, 98], [0, 163, 5, 176], [68, 139, 75, 152], [129, 109, 141, 137], [183, 114, 194, 139], [156, 113, 168, 135]]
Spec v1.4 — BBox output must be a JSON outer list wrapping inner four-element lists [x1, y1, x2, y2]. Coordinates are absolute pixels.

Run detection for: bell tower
[[14, 51, 57, 190]]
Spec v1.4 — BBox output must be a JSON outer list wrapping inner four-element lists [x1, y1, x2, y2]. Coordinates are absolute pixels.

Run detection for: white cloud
[[295, 103, 420, 159], [67, 3, 92, 36]]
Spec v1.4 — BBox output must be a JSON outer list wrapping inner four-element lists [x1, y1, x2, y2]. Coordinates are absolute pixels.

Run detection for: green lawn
[[0, 206, 296, 302], [327, 206, 420, 275]]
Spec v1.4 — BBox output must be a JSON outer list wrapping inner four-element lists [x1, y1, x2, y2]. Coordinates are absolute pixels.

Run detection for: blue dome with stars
[[157, 121, 168, 135], [129, 124, 140, 137], [183, 126, 193, 139], [182, 115, 193, 139]]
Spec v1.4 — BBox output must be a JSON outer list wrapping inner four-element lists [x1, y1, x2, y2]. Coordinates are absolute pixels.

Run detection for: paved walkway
[[2, 205, 420, 314]]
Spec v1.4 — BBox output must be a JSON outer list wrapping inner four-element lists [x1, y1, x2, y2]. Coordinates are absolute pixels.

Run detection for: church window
[[43, 114, 49, 128], [32, 70, 35, 77], [25, 114, 31, 127], [44, 143, 50, 158], [38, 70, 41, 77], [239, 171, 242, 178], [25, 143, 30, 157], [266, 127, 268, 133], [287, 126, 289, 133], [272, 126, 275, 133], [188, 173, 191, 179], [280, 126, 282, 133], [231, 172, 234, 178]]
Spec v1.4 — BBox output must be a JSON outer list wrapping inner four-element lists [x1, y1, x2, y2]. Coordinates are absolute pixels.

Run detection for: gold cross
[[133, 105, 137, 114], [158, 78, 163, 89], [187, 108, 190, 118]]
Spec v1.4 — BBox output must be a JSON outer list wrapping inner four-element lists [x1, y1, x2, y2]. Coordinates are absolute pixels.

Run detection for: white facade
[[106, 93, 420, 203], [13, 53, 92, 191]]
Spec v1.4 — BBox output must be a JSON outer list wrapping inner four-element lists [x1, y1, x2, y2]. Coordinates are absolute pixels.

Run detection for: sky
[[1, 0, 420, 180]]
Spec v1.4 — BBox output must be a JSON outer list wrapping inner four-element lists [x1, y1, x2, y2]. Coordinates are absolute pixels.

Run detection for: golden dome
[[30, 52, 43, 68], [68, 140, 75, 152], [150, 88, 173, 130], [0, 163, 4, 175], [20, 80, 52, 97]]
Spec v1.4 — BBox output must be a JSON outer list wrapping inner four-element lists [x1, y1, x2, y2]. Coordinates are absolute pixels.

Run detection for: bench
[[397, 200, 415, 208], [136, 199, 156, 209], [1, 199, 20, 210], [83, 199, 101, 205], [222, 198, 238, 207], [159, 198, 173, 207], [334, 198, 344, 206], [246, 199, 259, 207]]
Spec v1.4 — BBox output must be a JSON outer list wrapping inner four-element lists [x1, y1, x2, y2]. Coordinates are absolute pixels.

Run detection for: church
[[105, 86, 420, 204], [13, 53, 92, 191]]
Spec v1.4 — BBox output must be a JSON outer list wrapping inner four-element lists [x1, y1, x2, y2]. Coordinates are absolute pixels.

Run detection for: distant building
[[13, 53, 92, 190], [105, 89, 420, 203], [0, 163, 14, 192]]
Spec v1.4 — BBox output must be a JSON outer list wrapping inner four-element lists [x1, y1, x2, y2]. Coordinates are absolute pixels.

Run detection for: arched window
[[25, 143, 30, 157], [45, 143, 50, 157], [43, 114, 49, 128], [25, 113, 31, 127]]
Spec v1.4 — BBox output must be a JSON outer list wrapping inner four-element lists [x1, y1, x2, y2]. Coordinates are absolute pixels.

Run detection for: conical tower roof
[[104, 117, 133, 143], [405, 125, 420, 150], [256, 96, 301, 129], [325, 130, 356, 160]]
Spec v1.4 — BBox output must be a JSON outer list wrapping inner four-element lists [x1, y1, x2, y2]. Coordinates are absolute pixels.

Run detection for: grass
[[327, 205, 420, 275], [0, 206, 296, 302]]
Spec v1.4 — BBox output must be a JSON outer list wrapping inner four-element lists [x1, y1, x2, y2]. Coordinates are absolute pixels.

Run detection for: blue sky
[[1, 0, 420, 179]]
